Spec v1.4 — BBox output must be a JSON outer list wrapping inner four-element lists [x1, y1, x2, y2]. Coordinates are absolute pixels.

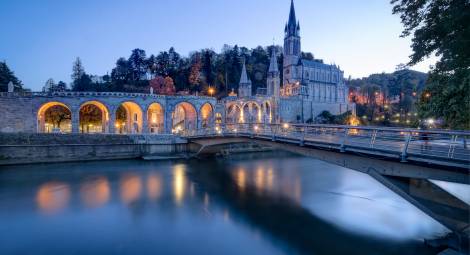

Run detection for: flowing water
[[0, 152, 449, 254]]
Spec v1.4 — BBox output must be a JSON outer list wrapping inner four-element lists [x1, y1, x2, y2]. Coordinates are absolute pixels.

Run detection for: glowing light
[[427, 118, 435, 125], [173, 164, 186, 205], [235, 168, 246, 191], [283, 123, 290, 129], [80, 177, 110, 208], [147, 173, 163, 200], [36, 182, 71, 214], [254, 125, 259, 131], [120, 174, 142, 204]]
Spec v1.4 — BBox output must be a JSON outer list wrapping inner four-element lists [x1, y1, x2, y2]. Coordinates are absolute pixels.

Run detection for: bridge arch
[[79, 101, 109, 133], [115, 101, 143, 134], [37, 101, 72, 133], [199, 103, 214, 128], [147, 102, 164, 134], [172, 101, 197, 134]]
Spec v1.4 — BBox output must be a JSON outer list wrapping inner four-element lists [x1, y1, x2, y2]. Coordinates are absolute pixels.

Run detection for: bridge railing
[[182, 123, 470, 168]]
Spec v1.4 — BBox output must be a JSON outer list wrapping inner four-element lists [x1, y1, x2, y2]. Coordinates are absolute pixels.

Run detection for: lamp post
[[208, 86, 215, 97]]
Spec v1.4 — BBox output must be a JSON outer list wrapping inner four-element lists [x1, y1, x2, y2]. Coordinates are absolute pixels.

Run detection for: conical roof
[[239, 60, 251, 84], [268, 48, 279, 73], [287, 0, 298, 36]]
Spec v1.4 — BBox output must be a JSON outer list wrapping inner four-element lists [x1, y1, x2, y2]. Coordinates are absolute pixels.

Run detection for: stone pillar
[[72, 108, 80, 133], [164, 107, 173, 134], [109, 110, 116, 134], [142, 114, 149, 134]]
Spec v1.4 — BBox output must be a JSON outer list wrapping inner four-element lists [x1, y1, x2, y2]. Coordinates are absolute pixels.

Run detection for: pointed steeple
[[238, 59, 252, 97], [287, 0, 297, 36], [268, 47, 279, 73], [240, 59, 250, 84]]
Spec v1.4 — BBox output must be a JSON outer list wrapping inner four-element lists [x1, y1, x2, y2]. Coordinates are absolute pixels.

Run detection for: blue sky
[[0, 0, 436, 91]]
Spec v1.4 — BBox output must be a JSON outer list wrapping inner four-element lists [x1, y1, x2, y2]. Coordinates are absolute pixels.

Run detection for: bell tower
[[283, 0, 301, 85]]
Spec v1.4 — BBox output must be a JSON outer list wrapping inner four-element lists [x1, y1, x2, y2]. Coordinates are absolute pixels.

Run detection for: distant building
[[224, 0, 354, 124]]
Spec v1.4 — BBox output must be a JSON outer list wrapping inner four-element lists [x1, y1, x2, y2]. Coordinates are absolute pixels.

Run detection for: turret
[[238, 59, 252, 98], [267, 48, 280, 99]]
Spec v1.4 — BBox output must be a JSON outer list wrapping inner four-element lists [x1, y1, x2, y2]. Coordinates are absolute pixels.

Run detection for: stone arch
[[37, 101, 72, 133], [79, 101, 110, 133], [262, 101, 272, 123], [115, 101, 143, 134], [243, 101, 261, 123], [199, 103, 214, 128], [172, 102, 197, 133], [147, 102, 164, 134], [226, 103, 243, 124]]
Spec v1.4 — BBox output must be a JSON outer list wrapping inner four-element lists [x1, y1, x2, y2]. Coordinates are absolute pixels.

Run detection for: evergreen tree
[[0, 62, 23, 92], [128, 48, 147, 81], [71, 57, 85, 82]]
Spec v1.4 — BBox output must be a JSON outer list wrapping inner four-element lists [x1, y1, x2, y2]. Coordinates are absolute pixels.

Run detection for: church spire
[[238, 59, 252, 97], [239, 59, 250, 84], [287, 0, 298, 37], [268, 47, 279, 73]]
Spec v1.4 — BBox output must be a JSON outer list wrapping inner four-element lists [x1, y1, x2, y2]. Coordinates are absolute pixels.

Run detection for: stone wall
[[0, 95, 35, 132], [0, 133, 188, 165]]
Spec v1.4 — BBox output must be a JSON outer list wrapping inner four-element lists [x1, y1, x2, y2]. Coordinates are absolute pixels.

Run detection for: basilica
[[224, 0, 354, 124]]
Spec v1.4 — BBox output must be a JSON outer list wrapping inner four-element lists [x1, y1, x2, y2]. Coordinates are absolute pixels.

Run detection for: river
[[0, 152, 449, 254]]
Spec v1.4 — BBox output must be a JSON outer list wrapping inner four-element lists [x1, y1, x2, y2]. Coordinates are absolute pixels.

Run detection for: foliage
[[44, 105, 71, 128], [0, 62, 23, 92], [314, 111, 353, 125], [149, 76, 175, 95], [79, 105, 102, 131], [391, 0, 470, 129], [72, 44, 284, 98]]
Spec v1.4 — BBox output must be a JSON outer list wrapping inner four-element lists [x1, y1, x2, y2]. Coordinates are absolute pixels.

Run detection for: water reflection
[[80, 177, 110, 208], [147, 173, 163, 201], [232, 163, 302, 203], [36, 182, 70, 214], [172, 164, 186, 205], [2, 154, 448, 255], [120, 174, 142, 204]]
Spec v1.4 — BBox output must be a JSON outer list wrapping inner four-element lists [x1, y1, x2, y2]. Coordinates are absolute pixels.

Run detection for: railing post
[[299, 127, 305, 146], [401, 132, 412, 162], [340, 128, 349, 152], [272, 124, 277, 141]]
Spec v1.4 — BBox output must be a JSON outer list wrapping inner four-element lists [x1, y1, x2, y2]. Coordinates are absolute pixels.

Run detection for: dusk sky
[[0, 0, 437, 91]]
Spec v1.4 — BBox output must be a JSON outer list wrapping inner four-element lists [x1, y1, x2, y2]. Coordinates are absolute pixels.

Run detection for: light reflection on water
[[0, 152, 448, 255]]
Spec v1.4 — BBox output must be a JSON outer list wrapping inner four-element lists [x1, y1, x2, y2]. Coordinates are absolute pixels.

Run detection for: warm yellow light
[[283, 123, 290, 129], [254, 125, 259, 131]]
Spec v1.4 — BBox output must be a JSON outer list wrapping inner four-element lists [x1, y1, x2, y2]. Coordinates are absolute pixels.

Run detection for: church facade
[[224, 0, 354, 124]]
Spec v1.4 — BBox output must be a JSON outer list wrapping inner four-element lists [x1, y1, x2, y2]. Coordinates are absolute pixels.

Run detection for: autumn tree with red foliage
[[149, 76, 175, 95]]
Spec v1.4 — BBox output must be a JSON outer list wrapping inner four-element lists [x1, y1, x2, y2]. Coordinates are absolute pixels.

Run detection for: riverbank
[[0, 133, 189, 165]]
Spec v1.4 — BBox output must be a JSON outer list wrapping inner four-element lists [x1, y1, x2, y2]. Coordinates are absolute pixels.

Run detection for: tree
[[72, 57, 85, 81], [188, 52, 202, 91], [45, 105, 71, 129], [163, 76, 176, 95], [391, 0, 470, 129], [42, 78, 56, 92], [149, 76, 165, 94], [128, 48, 147, 81], [0, 62, 23, 92], [56, 81, 67, 92]]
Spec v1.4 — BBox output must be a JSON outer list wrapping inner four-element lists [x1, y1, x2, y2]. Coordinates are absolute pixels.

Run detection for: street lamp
[[208, 87, 215, 97]]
